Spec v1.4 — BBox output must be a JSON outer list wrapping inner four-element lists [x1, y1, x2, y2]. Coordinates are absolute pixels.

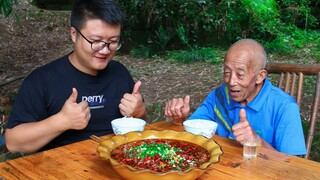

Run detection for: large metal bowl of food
[[96, 130, 223, 180]]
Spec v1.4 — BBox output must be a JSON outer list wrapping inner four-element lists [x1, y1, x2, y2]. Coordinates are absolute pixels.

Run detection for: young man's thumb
[[68, 88, 78, 103], [132, 81, 141, 94]]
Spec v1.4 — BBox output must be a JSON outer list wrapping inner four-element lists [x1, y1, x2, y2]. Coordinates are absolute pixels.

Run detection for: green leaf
[[0, 0, 13, 17]]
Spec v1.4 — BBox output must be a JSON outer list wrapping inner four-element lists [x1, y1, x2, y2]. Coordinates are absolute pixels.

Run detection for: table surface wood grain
[[0, 121, 319, 179]]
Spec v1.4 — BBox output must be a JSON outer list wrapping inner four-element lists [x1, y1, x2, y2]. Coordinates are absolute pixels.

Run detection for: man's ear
[[256, 69, 267, 84], [70, 27, 77, 43]]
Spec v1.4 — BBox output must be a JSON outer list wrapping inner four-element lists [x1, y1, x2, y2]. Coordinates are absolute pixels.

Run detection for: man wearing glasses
[[5, 0, 146, 153]]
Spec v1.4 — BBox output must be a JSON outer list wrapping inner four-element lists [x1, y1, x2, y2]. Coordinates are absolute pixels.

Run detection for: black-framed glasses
[[73, 27, 122, 51]]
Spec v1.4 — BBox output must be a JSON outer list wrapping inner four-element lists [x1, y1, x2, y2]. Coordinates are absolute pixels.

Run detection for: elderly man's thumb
[[239, 108, 247, 122]]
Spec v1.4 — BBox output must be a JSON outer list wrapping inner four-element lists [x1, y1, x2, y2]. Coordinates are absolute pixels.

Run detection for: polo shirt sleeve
[[188, 90, 216, 121], [275, 102, 307, 156]]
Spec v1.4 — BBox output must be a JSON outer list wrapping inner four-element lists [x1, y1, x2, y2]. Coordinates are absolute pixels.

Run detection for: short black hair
[[70, 0, 124, 29]]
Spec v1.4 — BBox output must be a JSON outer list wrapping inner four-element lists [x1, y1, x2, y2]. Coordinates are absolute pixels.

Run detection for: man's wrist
[[173, 118, 185, 125]]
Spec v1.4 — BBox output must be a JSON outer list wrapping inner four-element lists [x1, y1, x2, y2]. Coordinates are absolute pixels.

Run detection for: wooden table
[[0, 121, 320, 179]]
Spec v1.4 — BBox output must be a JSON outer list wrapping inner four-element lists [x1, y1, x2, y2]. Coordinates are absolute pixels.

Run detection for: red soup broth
[[110, 139, 210, 173]]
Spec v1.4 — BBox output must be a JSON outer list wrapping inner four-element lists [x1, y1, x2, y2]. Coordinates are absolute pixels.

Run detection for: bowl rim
[[183, 119, 218, 129], [111, 117, 146, 127], [97, 130, 223, 175]]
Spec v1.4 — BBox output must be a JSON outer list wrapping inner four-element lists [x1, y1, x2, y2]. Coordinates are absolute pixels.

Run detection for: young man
[[165, 39, 306, 156], [5, 0, 146, 153]]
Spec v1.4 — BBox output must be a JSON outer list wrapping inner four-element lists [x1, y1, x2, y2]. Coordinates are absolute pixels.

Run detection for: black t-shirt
[[7, 54, 135, 150]]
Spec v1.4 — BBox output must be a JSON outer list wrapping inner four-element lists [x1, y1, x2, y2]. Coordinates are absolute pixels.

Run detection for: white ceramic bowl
[[183, 119, 218, 138], [111, 117, 146, 135]]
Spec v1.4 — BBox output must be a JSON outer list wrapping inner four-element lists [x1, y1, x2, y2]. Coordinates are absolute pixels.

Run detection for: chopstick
[[90, 135, 103, 143]]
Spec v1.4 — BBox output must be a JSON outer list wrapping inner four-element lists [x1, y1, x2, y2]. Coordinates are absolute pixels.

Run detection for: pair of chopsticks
[[90, 135, 103, 143]]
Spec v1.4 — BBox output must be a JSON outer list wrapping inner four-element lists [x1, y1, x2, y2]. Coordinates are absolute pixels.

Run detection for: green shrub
[[130, 45, 154, 58], [166, 47, 223, 63], [0, 0, 17, 17], [118, 0, 319, 62]]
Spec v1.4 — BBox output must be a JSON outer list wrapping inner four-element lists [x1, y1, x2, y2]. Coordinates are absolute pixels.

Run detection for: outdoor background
[[0, 0, 319, 161]]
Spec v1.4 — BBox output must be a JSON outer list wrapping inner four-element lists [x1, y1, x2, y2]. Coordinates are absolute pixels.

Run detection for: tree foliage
[[117, 0, 319, 59], [0, 0, 17, 17], [5, 0, 319, 60]]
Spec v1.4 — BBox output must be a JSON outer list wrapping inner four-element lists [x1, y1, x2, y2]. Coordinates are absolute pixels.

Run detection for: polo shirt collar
[[227, 77, 272, 111]]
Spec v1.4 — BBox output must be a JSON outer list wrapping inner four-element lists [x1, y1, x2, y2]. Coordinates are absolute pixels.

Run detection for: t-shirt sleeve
[[7, 72, 48, 128], [274, 102, 307, 155]]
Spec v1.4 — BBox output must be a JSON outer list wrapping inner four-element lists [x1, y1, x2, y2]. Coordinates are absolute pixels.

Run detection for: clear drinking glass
[[243, 135, 260, 158]]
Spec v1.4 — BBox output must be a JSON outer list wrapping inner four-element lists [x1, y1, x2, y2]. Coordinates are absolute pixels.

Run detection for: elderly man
[[165, 39, 306, 156]]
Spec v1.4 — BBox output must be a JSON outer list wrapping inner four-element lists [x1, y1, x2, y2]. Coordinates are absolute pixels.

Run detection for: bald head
[[225, 39, 267, 71], [223, 39, 268, 105]]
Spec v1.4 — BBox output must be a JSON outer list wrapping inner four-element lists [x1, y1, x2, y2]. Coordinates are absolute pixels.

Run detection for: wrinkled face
[[223, 50, 262, 105], [70, 19, 121, 76]]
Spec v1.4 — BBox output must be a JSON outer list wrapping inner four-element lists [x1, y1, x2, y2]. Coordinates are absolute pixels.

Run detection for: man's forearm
[[5, 114, 65, 153], [260, 137, 277, 151]]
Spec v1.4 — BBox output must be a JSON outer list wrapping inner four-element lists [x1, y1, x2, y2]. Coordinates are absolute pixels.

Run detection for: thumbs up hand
[[164, 95, 191, 125], [119, 81, 146, 118], [59, 88, 91, 130], [232, 109, 256, 144]]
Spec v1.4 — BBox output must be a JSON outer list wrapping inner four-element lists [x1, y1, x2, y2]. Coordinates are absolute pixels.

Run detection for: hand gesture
[[232, 108, 257, 144], [165, 95, 190, 125], [59, 88, 91, 130], [119, 81, 146, 118]]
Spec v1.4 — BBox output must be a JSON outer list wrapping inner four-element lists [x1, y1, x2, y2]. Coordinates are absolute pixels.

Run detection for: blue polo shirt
[[188, 77, 307, 156]]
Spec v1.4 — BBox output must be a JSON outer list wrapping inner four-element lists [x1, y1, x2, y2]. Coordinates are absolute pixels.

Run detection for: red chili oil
[[110, 139, 210, 173]]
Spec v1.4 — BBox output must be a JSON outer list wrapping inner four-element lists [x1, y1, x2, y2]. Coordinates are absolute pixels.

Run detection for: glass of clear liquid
[[243, 135, 260, 158]]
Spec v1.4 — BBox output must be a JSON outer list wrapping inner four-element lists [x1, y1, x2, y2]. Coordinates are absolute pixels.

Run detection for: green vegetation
[[130, 45, 154, 58], [302, 121, 320, 162], [117, 0, 319, 63], [166, 47, 223, 63], [146, 103, 162, 123], [0, 0, 17, 17], [6, 1, 318, 61]]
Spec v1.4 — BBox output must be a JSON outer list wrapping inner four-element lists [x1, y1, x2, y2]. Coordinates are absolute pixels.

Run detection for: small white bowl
[[111, 117, 146, 135], [183, 119, 218, 138]]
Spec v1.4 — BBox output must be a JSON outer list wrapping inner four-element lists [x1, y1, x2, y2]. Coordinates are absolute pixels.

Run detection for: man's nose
[[98, 46, 111, 54], [228, 75, 238, 86]]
